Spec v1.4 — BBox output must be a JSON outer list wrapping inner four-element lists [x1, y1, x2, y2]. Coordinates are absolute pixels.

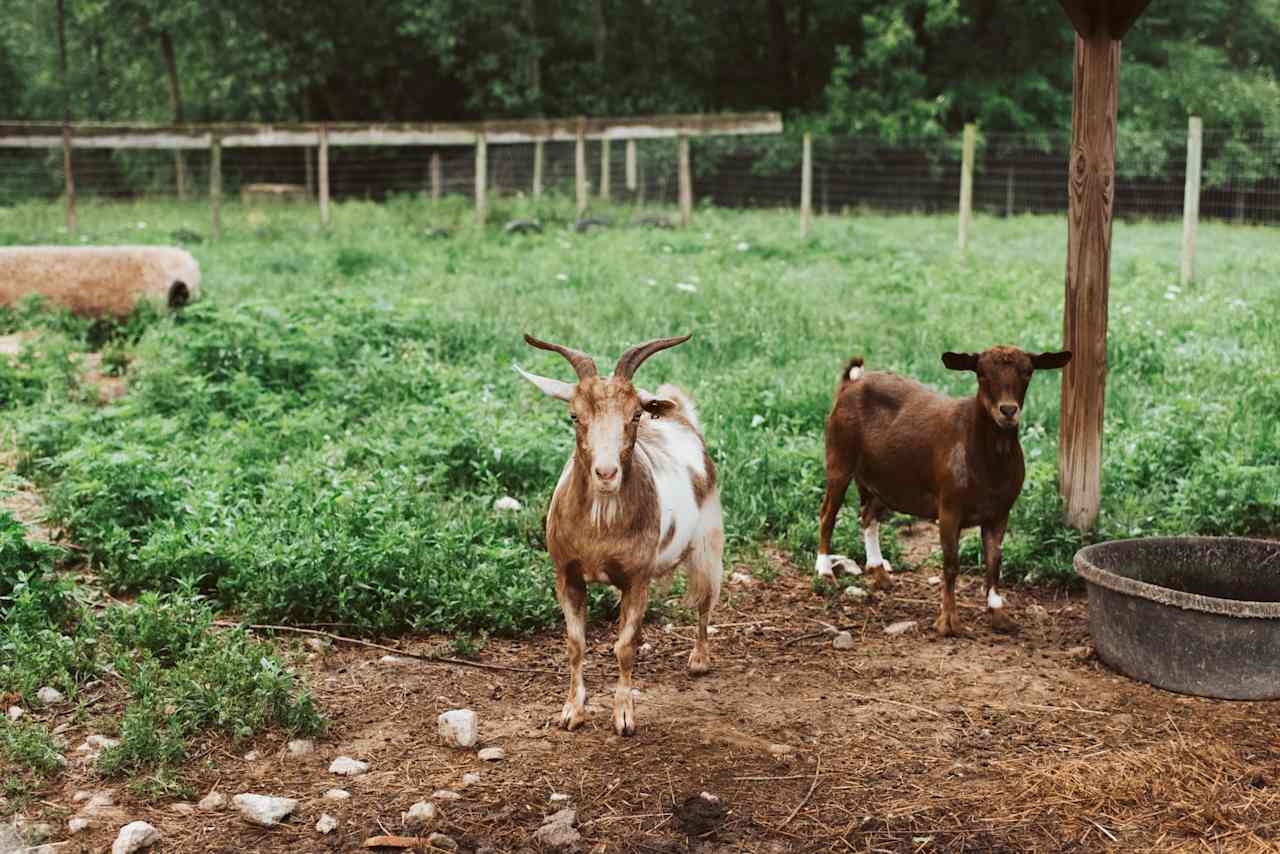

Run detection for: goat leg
[[815, 468, 855, 578], [859, 499, 894, 591], [556, 572, 589, 730], [612, 581, 649, 736], [935, 510, 962, 637], [982, 519, 1016, 634]]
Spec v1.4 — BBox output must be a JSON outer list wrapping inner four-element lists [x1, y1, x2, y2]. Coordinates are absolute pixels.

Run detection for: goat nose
[[595, 465, 619, 481], [1000, 404, 1019, 418]]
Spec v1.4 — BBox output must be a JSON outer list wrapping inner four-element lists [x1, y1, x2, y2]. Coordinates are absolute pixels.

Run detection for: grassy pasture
[[1, 194, 1277, 789]]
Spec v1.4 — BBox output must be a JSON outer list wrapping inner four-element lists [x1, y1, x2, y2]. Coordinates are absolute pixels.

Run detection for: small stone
[[427, 833, 458, 851], [322, 789, 351, 802], [462, 773, 481, 787], [287, 738, 315, 755], [197, 791, 227, 812], [927, 575, 942, 586], [316, 813, 339, 834], [885, 620, 918, 636], [170, 802, 196, 816], [478, 747, 505, 762], [68, 817, 93, 834], [699, 791, 720, 803], [379, 655, 410, 666], [0, 824, 21, 851], [493, 496, 522, 512], [767, 743, 794, 756], [730, 572, 754, 585], [306, 637, 328, 653], [437, 709, 478, 748], [243, 750, 261, 761], [36, 686, 64, 705], [545, 808, 576, 826], [233, 793, 299, 826], [832, 631, 855, 650], [111, 820, 161, 854], [844, 585, 868, 600], [532, 815, 580, 850], [83, 793, 116, 814], [402, 801, 438, 827], [1026, 603, 1050, 622], [72, 790, 93, 803], [432, 789, 461, 801], [6, 706, 21, 721], [549, 793, 571, 802], [328, 756, 369, 776]]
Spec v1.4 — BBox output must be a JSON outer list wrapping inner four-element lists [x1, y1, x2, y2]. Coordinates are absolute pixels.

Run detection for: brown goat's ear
[[1031, 351, 1072, 370], [942, 352, 979, 372], [642, 398, 678, 418]]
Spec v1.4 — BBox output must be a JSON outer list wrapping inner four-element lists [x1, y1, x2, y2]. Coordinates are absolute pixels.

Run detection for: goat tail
[[840, 356, 865, 385], [656, 383, 702, 434], [683, 523, 723, 615]]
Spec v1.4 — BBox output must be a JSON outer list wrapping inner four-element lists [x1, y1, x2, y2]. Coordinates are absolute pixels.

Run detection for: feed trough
[[1075, 537, 1280, 700]]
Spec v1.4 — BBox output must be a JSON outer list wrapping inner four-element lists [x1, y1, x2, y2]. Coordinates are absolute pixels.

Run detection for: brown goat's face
[[943, 346, 1072, 430], [569, 376, 645, 496]]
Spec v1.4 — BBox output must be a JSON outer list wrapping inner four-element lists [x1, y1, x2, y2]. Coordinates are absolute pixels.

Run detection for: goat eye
[[632, 411, 643, 422], [569, 414, 578, 424]]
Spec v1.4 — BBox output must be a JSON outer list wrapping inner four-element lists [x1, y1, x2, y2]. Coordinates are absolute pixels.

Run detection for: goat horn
[[523, 334, 598, 380], [613, 334, 692, 380]]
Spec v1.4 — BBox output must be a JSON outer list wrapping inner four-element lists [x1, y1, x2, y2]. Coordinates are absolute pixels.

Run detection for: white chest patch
[[987, 588, 1005, 610], [848, 365, 864, 381]]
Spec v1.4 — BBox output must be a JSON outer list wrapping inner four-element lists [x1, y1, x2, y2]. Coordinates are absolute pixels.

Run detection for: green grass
[[2, 193, 1278, 630]]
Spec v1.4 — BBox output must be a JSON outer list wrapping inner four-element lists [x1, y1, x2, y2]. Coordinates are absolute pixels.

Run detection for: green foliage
[[0, 719, 65, 776]]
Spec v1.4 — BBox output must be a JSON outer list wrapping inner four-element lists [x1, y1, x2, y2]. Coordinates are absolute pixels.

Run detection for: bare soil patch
[[17, 562, 1280, 854]]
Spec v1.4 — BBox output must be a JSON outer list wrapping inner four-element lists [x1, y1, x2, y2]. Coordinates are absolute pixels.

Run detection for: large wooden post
[[600, 138, 611, 200], [430, 151, 442, 201], [575, 119, 588, 217], [210, 136, 222, 241], [625, 140, 637, 192], [677, 135, 692, 227], [318, 124, 330, 228], [475, 133, 488, 225], [1181, 116, 1202, 286], [800, 131, 813, 237], [1056, 0, 1149, 531], [958, 123, 976, 252], [532, 140, 544, 198]]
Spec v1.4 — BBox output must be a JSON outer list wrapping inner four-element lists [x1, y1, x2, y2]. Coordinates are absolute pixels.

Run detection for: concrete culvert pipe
[[0, 246, 202, 317]]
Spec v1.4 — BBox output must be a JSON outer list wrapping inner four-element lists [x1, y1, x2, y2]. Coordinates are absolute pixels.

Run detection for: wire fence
[[1, 128, 1277, 223]]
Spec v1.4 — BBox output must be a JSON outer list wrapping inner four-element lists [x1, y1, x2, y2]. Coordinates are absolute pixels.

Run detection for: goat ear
[[1031, 351, 1072, 371], [513, 364, 575, 401], [942, 352, 979, 372], [637, 388, 678, 417]]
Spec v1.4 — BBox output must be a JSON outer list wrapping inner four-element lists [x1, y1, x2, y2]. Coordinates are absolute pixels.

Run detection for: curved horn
[[613, 334, 692, 380], [523, 334, 598, 380]]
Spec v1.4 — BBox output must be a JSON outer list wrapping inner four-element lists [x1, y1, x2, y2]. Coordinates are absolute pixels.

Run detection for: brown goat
[[516, 334, 723, 735], [817, 346, 1071, 636]]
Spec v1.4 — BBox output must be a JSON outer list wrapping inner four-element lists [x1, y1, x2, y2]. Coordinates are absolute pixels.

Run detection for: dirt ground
[[6, 336, 1280, 853]]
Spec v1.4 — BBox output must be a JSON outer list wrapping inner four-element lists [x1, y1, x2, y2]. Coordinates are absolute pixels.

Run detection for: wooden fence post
[[677, 135, 692, 227], [305, 146, 315, 197], [958, 123, 976, 252], [800, 131, 813, 237], [210, 135, 222, 241], [625, 140, 636, 192], [1005, 167, 1015, 217], [575, 120, 588, 217], [61, 123, 76, 238], [431, 151, 442, 201], [1181, 116, 1202, 286], [475, 133, 488, 225], [533, 139, 543, 198], [600, 138, 611, 200], [1059, 32, 1120, 532], [318, 124, 330, 228]]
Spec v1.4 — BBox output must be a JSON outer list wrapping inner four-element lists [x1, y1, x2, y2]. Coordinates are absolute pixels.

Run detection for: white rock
[[243, 750, 261, 761], [0, 823, 21, 851], [77, 734, 119, 756], [533, 808, 580, 850], [197, 791, 227, 812], [549, 792, 571, 802], [316, 813, 339, 834], [927, 575, 942, 586], [322, 789, 351, 802], [286, 738, 315, 755], [83, 793, 116, 814], [545, 808, 576, 826], [36, 686, 64, 705], [68, 816, 93, 834], [844, 585, 868, 600], [885, 620, 918, 636], [402, 801, 438, 827], [111, 820, 161, 854], [306, 637, 328, 653], [71, 790, 93, 803], [832, 631, 855, 650], [6, 706, 21, 721], [170, 802, 196, 816], [432, 789, 461, 801], [328, 756, 369, 776], [730, 572, 754, 585], [462, 773, 482, 787], [427, 833, 458, 851], [493, 496, 522, 512], [478, 747, 505, 762], [233, 793, 299, 826], [378, 655, 411, 666], [437, 709, 478, 748]]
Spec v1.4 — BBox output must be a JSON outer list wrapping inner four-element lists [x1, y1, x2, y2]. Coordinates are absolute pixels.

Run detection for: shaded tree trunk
[[56, 0, 76, 236], [159, 30, 188, 199]]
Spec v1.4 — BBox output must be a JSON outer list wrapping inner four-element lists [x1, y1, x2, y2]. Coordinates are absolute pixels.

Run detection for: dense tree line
[[2, 1, 1277, 156]]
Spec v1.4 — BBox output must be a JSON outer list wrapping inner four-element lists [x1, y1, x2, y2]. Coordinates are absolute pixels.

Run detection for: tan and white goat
[[516, 334, 723, 735]]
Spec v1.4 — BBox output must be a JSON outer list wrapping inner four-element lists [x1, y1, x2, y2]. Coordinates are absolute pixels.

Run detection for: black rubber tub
[[1075, 537, 1280, 700]]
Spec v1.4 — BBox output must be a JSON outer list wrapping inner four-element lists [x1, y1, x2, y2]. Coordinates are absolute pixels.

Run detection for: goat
[[816, 346, 1071, 636], [0, 246, 200, 316], [515, 334, 723, 735]]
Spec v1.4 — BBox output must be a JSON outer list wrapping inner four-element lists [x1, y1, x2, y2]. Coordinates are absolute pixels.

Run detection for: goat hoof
[[934, 612, 960, 637], [613, 707, 636, 736], [868, 562, 895, 591], [687, 650, 711, 675], [560, 702, 587, 731], [988, 608, 1017, 634]]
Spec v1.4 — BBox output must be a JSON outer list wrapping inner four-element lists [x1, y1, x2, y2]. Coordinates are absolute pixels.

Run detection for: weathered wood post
[[210, 135, 222, 241], [677, 135, 692, 227], [1181, 115, 1202, 286], [625, 140, 637, 192], [532, 139, 544, 199], [575, 119, 588, 217], [958, 123, 976, 252], [1005, 167, 1015, 217], [318, 124, 331, 228], [475, 132, 488, 225], [800, 131, 813, 237], [304, 146, 315, 197], [431, 151, 442, 201], [1056, 0, 1151, 531], [600, 138, 611, 201]]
